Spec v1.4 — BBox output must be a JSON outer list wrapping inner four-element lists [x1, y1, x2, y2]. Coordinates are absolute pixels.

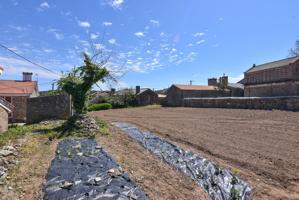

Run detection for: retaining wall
[[27, 94, 73, 123], [183, 96, 299, 111]]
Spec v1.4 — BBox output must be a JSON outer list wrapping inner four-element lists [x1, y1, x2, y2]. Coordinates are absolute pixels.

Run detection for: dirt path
[[91, 107, 299, 200], [95, 125, 210, 200]]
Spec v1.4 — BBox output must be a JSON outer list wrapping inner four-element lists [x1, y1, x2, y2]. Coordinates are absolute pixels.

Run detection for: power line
[[0, 43, 60, 76]]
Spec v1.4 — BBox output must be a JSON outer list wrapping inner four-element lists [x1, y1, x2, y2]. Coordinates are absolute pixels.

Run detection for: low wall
[[27, 94, 73, 123], [183, 96, 299, 111]]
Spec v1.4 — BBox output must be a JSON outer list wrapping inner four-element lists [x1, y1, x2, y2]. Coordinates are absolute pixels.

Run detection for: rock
[[60, 181, 74, 189], [77, 152, 83, 156], [3, 146, 16, 152], [108, 168, 123, 177], [95, 145, 102, 149], [0, 150, 14, 157], [8, 186, 13, 190], [0, 166, 7, 177], [94, 177, 102, 183]]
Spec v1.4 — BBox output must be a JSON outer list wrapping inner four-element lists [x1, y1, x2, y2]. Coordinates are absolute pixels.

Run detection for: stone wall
[[183, 97, 299, 111], [11, 96, 28, 123], [27, 94, 73, 123], [0, 106, 8, 133], [136, 90, 158, 106], [165, 86, 232, 107], [244, 81, 299, 97]]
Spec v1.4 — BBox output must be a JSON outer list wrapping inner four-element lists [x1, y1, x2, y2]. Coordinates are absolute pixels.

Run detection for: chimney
[[135, 86, 141, 94], [219, 74, 228, 89], [208, 78, 218, 86], [23, 72, 33, 82]]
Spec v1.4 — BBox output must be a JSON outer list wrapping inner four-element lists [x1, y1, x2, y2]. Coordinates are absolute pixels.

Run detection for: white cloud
[[47, 29, 64, 40], [105, 0, 124, 10], [90, 33, 99, 40], [78, 21, 90, 28], [149, 19, 160, 27], [43, 48, 55, 53], [193, 32, 205, 37], [229, 74, 243, 83], [134, 32, 145, 38], [196, 39, 206, 45], [103, 21, 113, 26], [160, 32, 165, 37], [0, 56, 59, 79], [9, 25, 27, 31], [219, 17, 224, 21], [40, 2, 50, 8], [108, 38, 117, 45]]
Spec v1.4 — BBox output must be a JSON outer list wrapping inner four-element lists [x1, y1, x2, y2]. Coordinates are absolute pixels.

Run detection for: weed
[[230, 186, 240, 200], [94, 117, 110, 135], [0, 123, 59, 146]]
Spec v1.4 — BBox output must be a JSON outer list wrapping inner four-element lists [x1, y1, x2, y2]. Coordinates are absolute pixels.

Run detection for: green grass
[[94, 117, 110, 135], [0, 116, 110, 146], [0, 123, 59, 146]]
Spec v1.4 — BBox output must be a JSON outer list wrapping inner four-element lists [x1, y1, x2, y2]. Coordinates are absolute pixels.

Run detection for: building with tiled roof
[[0, 72, 38, 122], [243, 56, 299, 97]]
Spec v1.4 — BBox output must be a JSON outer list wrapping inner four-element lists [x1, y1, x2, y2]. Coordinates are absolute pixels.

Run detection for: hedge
[[88, 103, 112, 111]]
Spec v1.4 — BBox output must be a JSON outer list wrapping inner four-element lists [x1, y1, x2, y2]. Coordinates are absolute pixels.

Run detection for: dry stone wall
[[183, 97, 299, 111], [27, 94, 73, 123]]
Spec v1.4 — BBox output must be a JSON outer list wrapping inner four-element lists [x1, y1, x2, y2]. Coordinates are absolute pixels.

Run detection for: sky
[[0, 0, 298, 91]]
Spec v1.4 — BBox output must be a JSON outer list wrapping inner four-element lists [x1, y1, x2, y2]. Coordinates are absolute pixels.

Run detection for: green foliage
[[230, 187, 240, 200], [57, 53, 109, 114], [88, 103, 112, 111], [96, 93, 137, 109], [40, 90, 64, 97]]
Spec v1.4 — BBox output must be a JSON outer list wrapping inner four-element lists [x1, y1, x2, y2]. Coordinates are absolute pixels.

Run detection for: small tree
[[58, 53, 109, 114], [290, 39, 299, 57]]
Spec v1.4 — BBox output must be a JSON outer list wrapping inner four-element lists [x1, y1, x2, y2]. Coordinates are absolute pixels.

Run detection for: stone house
[[0, 72, 38, 122], [243, 56, 299, 97], [165, 84, 231, 106], [136, 87, 158, 106], [0, 97, 13, 133]]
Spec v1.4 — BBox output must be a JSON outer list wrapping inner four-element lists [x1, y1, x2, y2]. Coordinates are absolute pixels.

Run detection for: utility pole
[[189, 80, 194, 85]]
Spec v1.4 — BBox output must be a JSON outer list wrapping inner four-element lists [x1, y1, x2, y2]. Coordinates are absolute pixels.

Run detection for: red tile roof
[[0, 80, 37, 95], [173, 84, 218, 91]]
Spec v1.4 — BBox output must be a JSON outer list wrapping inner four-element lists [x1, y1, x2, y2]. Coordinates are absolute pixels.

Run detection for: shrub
[[88, 103, 112, 111]]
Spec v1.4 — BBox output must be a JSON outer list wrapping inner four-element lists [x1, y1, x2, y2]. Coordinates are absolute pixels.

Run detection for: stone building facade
[[243, 56, 299, 97], [136, 88, 158, 106], [165, 84, 231, 106], [0, 72, 38, 122]]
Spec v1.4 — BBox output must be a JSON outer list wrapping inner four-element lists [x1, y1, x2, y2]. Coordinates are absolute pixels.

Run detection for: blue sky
[[0, 0, 298, 91]]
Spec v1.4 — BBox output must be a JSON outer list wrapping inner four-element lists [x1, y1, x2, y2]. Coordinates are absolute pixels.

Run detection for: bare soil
[[95, 125, 210, 200], [0, 135, 58, 200], [91, 106, 299, 200]]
